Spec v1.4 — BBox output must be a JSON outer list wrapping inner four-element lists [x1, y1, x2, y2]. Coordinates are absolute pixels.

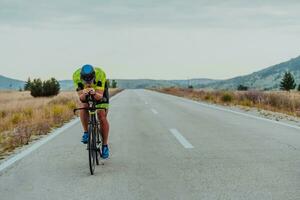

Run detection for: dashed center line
[[151, 108, 158, 114], [169, 129, 194, 149]]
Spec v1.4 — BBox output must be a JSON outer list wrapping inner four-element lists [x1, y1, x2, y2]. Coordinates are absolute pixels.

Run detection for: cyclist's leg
[[96, 87, 109, 144], [97, 108, 109, 145], [79, 102, 89, 132]]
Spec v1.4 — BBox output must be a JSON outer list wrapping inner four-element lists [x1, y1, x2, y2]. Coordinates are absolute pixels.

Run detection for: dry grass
[[0, 89, 122, 158], [155, 88, 300, 118]]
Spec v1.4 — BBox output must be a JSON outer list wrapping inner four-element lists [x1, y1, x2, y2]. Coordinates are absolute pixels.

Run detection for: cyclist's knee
[[98, 110, 107, 122]]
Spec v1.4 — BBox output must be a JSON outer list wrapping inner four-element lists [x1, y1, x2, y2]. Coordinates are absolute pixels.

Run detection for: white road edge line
[[0, 92, 122, 173], [169, 129, 194, 149], [151, 108, 158, 114], [152, 90, 300, 131], [192, 100, 300, 131], [0, 118, 80, 173]]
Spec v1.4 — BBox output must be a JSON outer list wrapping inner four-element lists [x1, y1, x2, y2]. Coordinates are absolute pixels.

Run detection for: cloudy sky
[[0, 0, 300, 80]]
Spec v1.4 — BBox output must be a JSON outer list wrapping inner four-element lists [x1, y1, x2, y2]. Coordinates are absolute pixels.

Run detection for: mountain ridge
[[202, 55, 300, 90], [1, 55, 300, 90]]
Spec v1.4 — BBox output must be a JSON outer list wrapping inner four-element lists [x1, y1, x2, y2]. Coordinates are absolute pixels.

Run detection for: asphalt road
[[1, 89, 300, 200]]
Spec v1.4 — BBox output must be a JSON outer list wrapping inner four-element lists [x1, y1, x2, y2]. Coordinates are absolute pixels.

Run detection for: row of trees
[[24, 78, 60, 97], [238, 71, 300, 91]]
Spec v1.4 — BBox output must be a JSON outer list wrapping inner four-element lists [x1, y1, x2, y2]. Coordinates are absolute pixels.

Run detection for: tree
[[29, 77, 60, 97], [30, 78, 43, 97], [237, 84, 248, 91], [298, 84, 300, 91], [24, 77, 32, 91], [42, 78, 60, 96], [280, 72, 296, 91], [112, 80, 117, 88]]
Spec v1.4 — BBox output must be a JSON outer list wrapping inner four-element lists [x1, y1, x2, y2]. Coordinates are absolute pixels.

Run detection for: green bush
[[111, 80, 117, 88], [221, 93, 233, 103], [43, 78, 60, 96], [30, 79, 43, 97], [30, 78, 60, 97]]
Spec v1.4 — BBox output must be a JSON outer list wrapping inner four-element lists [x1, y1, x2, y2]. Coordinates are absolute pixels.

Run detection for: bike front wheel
[[88, 125, 96, 175]]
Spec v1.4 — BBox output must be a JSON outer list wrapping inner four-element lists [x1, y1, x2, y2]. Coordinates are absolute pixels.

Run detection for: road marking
[[0, 92, 122, 173], [192, 101, 300, 131], [169, 129, 194, 149], [151, 108, 158, 114]]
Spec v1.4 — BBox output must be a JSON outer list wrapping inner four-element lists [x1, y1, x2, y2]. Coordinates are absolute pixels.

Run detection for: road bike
[[74, 94, 104, 175]]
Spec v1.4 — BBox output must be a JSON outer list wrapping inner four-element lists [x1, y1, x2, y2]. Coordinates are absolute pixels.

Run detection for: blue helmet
[[80, 64, 95, 83]]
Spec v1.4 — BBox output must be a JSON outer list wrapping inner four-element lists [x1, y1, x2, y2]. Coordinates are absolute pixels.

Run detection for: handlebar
[[73, 93, 107, 114], [84, 90, 107, 103], [73, 107, 106, 114]]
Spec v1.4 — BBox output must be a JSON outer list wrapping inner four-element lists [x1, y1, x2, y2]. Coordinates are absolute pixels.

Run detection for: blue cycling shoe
[[102, 145, 109, 159], [81, 132, 89, 144]]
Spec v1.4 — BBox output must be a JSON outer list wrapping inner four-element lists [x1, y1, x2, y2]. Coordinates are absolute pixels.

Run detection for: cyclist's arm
[[77, 89, 89, 102], [75, 84, 93, 102], [93, 88, 104, 101], [77, 87, 103, 102], [73, 70, 87, 102], [93, 70, 106, 101]]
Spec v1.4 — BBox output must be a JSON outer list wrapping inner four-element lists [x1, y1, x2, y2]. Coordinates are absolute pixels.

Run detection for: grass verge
[[154, 88, 300, 118]]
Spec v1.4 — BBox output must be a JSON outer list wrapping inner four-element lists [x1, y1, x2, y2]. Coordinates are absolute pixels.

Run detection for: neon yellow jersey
[[72, 67, 107, 91]]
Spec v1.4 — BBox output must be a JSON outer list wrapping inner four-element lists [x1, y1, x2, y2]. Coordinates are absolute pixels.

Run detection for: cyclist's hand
[[89, 88, 96, 95], [83, 88, 90, 96]]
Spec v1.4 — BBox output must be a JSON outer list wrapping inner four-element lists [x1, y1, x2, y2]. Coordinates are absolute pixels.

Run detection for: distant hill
[[203, 56, 300, 90], [0, 75, 217, 91], [1, 55, 300, 90], [115, 78, 217, 89], [0, 75, 25, 90]]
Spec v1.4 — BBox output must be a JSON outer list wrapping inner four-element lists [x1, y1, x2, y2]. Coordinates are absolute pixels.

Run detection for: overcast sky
[[0, 0, 300, 80]]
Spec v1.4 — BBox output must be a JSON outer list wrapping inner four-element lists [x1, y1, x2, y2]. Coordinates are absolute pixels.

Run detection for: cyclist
[[73, 64, 110, 159]]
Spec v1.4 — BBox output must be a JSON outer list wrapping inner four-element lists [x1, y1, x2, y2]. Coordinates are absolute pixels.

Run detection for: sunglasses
[[82, 78, 95, 85]]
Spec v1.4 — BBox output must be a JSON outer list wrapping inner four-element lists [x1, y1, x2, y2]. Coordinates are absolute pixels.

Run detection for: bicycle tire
[[88, 124, 96, 175]]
